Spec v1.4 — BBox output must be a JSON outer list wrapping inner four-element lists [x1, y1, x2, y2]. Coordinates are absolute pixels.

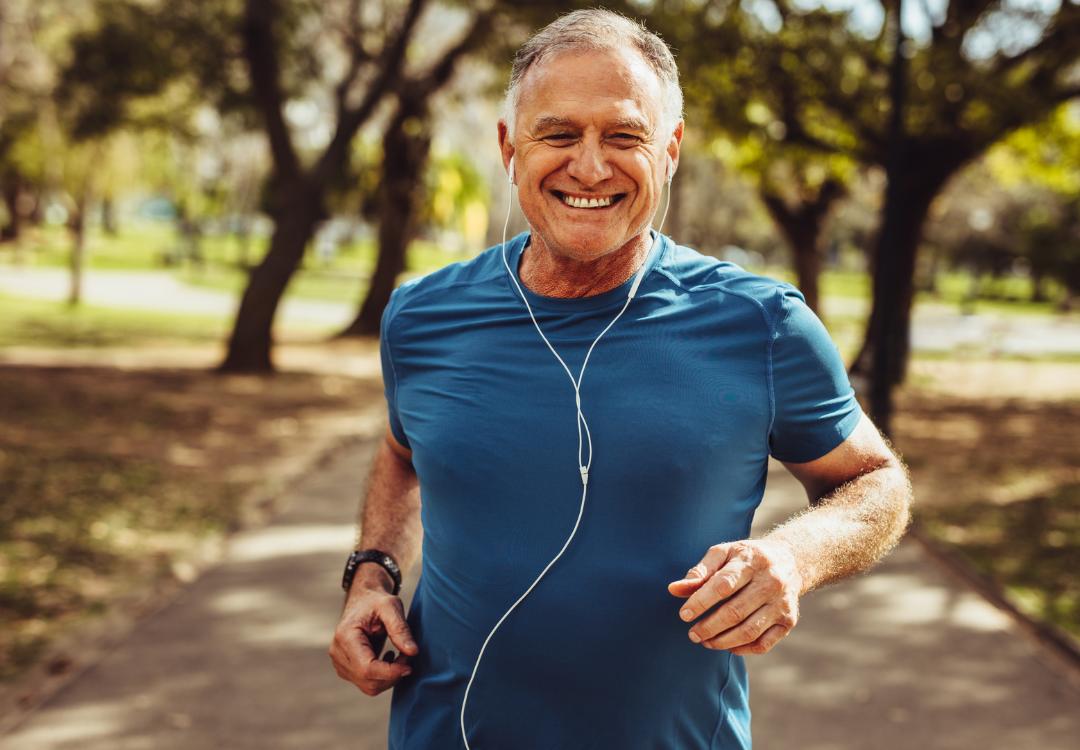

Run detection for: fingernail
[[402, 669, 412, 677], [680, 608, 693, 621], [405, 640, 417, 650], [689, 632, 701, 643]]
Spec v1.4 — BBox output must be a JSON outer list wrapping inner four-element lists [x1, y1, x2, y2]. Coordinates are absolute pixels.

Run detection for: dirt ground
[[895, 360, 1080, 641], [897, 360, 1080, 507], [0, 362, 386, 682]]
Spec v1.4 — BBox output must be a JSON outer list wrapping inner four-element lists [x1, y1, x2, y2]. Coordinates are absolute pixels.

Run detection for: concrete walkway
[[0, 266, 355, 330], [1, 443, 1078, 749]]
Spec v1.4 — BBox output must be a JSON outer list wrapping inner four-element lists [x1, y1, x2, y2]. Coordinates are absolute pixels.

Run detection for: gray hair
[[504, 9, 683, 140]]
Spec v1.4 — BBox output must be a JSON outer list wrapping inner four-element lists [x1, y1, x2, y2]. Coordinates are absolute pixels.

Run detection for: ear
[[498, 119, 515, 185], [666, 120, 684, 183]]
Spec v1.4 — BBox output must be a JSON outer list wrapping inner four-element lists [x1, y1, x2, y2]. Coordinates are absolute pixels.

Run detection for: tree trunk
[[849, 153, 962, 395], [339, 101, 433, 338], [219, 189, 323, 372], [101, 195, 118, 236], [759, 179, 844, 315], [69, 208, 86, 306], [1, 178, 21, 242]]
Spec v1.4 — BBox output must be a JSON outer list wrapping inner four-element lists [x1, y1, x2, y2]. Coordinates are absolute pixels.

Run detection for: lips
[[554, 191, 624, 209]]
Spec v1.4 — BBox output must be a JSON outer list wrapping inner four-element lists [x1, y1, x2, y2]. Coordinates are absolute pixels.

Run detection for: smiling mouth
[[554, 191, 625, 209]]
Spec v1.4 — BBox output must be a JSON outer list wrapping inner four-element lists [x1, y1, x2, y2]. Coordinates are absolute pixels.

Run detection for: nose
[[566, 139, 613, 187]]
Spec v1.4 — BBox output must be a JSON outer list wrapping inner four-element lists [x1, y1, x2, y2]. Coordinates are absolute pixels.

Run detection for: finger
[[700, 603, 783, 651], [331, 640, 409, 692], [379, 598, 419, 656], [359, 653, 412, 681], [727, 623, 791, 656], [686, 571, 775, 640], [667, 544, 735, 597], [680, 555, 756, 622], [332, 625, 411, 683]]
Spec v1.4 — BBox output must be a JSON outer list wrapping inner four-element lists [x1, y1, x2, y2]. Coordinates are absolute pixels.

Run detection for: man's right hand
[[330, 565, 419, 696]]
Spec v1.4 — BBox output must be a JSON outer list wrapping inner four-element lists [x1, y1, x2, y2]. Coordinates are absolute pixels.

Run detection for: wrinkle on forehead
[[514, 47, 665, 138]]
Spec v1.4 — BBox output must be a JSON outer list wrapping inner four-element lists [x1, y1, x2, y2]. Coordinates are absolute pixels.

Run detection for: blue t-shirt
[[381, 232, 860, 750]]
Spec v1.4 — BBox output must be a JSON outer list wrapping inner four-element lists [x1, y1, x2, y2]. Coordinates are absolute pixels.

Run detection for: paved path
[[0, 266, 354, 330], [1, 444, 1078, 749], [5, 265, 1080, 356]]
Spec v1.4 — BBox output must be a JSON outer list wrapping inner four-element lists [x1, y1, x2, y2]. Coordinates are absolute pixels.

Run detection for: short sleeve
[[380, 287, 411, 450], [768, 289, 862, 463]]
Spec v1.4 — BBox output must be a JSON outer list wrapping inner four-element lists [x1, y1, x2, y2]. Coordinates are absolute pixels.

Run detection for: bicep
[[780, 413, 897, 503]]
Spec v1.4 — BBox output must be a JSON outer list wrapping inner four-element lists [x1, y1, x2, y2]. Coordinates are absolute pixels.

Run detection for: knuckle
[[722, 601, 746, 625]]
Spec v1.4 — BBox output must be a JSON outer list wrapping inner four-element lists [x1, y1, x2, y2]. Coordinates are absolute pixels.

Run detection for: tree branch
[[314, 0, 427, 187], [334, 0, 372, 120], [242, 0, 301, 183], [400, 10, 496, 103]]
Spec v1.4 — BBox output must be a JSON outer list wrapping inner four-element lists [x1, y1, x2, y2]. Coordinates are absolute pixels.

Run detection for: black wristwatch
[[342, 549, 402, 596]]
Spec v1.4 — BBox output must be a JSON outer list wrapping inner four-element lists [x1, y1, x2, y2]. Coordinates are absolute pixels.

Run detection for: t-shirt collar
[[504, 230, 668, 313]]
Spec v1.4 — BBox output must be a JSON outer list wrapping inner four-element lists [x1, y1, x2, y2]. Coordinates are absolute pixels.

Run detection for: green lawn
[[918, 484, 1080, 641], [0, 294, 228, 349]]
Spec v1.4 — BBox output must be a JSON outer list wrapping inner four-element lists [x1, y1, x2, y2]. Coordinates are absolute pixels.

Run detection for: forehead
[[515, 46, 664, 132]]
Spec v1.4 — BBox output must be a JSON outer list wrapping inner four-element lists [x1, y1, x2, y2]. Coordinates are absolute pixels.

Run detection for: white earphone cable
[[460, 168, 671, 750]]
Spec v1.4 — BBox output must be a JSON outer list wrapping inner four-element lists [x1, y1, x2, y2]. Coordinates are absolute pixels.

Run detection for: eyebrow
[[530, 115, 653, 133]]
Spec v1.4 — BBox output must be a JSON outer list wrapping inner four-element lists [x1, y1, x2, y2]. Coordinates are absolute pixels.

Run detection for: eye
[[542, 133, 576, 147], [609, 133, 642, 147]]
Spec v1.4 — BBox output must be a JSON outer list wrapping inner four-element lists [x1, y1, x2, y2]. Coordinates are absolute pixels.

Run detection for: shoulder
[[384, 238, 517, 324], [654, 241, 803, 329]]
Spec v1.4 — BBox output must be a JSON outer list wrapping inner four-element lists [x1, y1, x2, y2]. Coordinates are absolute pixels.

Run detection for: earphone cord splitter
[[460, 171, 671, 750]]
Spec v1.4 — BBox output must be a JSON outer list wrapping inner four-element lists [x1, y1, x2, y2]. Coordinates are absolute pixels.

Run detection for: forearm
[[764, 457, 911, 594], [352, 434, 423, 596]]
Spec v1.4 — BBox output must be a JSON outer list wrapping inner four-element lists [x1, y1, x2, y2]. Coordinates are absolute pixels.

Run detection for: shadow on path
[[1, 448, 1077, 749]]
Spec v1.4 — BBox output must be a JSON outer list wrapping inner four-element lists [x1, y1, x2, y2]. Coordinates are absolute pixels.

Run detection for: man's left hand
[[668, 539, 803, 655]]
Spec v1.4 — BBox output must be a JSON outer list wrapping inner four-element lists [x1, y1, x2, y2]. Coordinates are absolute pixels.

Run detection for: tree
[[985, 102, 1080, 302], [710, 133, 852, 313], [337, 0, 585, 338], [337, 12, 495, 337], [651, 0, 1080, 426]]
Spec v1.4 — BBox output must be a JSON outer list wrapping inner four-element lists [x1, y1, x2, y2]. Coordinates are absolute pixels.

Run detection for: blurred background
[[0, 0, 1078, 745]]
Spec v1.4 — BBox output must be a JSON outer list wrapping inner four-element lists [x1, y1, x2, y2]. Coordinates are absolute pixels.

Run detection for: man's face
[[499, 47, 682, 263]]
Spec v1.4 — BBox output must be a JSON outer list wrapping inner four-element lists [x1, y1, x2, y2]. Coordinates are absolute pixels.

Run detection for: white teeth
[[562, 194, 612, 208]]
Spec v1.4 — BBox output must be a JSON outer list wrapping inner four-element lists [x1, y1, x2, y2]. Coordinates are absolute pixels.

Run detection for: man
[[331, 10, 910, 749]]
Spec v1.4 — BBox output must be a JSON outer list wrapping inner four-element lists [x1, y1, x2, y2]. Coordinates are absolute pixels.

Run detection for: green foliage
[[421, 150, 490, 247], [655, 0, 1080, 168], [57, 0, 250, 141]]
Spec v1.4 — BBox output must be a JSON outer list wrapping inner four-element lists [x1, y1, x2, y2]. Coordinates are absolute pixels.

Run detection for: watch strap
[[342, 549, 402, 596]]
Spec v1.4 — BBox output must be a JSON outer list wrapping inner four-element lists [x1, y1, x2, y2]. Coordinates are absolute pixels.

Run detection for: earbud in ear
[[508, 157, 515, 185], [666, 156, 674, 184]]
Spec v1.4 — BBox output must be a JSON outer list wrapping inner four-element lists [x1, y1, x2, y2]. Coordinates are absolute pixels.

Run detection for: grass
[[892, 388, 1080, 644], [0, 294, 228, 349], [917, 485, 1080, 641]]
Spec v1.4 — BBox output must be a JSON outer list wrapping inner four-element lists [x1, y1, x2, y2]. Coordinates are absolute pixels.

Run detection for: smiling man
[[330, 10, 911, 750]]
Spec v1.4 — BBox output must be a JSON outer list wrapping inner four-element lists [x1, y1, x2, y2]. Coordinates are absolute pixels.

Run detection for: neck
[[518, 232, 653, 299]]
